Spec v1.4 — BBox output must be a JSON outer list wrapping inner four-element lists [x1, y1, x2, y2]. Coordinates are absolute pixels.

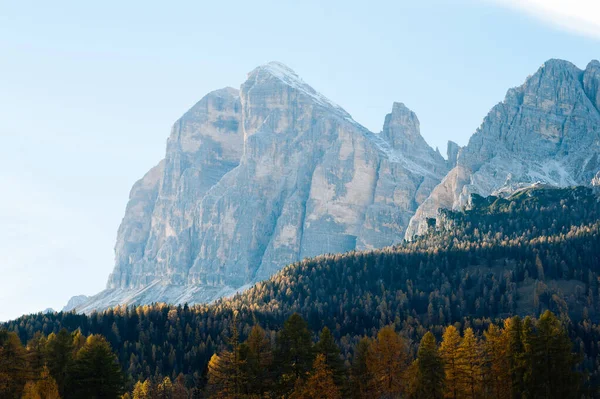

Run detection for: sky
[[0, 0, 599, 321]]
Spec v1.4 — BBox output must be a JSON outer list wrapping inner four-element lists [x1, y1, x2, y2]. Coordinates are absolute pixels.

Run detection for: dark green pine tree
[[349, 337, 371, 398], [315, 327, 346, 389], [240, 324, 273, 396], [528, 310, 580, 398], [275, 313, 314, 395], [413, 332, 445, 399], [69, 334, 125, 399], [0, 330, 30, 399], [505, 316, 527, 397], [44, 328, 75, 397]]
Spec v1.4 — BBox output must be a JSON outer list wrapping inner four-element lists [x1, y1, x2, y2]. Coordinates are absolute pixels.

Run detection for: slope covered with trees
[[2, 185, 600, 396]]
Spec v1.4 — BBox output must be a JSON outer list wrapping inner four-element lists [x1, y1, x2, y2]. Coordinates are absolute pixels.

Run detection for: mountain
[[62, 295, 90, 312], [8, 186, 600, 390], [406, 59, 600, 238], [73, 62, 449, 312]]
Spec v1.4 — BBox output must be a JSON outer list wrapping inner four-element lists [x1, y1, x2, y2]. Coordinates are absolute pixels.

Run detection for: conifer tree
[[132, 380, 152, 399], [455, 328, 482, 399], [349, 337, 370, 399], [241, 324, 273, 396], [0, 330, 30, 399], [69, 334, 124, 399], [45, 328, 74, 397], [315, 327, 345, 388], [528, 310, 580, 398], [275, 313, 314, 394], [483, 324, 510, 399], [207, 318, 245, 399], [504, 316, 527, 397], [26, 332, 47, 375], [157, 376, 173, 399], [35, 366, 60, 399], [440, 325, 461, 399], [290, 354, 341, 399], [366, 326, 408, 397], [172, 374, 189, 399], [413, 332, 444, 399]]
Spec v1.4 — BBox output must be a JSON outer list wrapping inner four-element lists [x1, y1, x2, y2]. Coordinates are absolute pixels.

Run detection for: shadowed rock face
[[406, 59, 600, 238], [74, 62, 448, 313]]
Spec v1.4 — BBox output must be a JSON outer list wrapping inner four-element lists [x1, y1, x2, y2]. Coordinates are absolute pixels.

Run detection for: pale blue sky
[[1, 0, 599, 321]]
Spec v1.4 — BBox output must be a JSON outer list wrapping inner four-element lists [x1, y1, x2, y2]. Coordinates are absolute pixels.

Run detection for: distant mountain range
[[67, 59, 600, 313]]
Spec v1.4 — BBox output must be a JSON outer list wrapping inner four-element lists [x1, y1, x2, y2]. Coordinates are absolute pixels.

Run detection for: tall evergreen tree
[[504, 316, 527, 397], [69, 334, 124, 399], [315, 327, 345, 388], [0, 330, 29, 399], [528, 310, 580, 398], [44, 328, 74, 397], [349, 337, 371, 399], [240, 324, 273, 396], [275, 313, 314, 394], [413, 332, 444, 399]]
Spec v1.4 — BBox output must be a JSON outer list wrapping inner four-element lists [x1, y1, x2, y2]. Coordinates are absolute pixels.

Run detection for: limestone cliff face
[[107, 87, 244, 291], [406, 59, 600, 238], [74, 62, 447, 312]]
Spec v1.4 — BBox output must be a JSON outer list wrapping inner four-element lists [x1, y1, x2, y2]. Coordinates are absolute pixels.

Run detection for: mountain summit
[[74, 62, 447, 312], [71, 60, 600, 312], [406, 59, 600, 238]]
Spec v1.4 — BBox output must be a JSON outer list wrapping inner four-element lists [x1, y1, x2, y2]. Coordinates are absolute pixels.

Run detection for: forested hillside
[[3, 186, 600, 396]]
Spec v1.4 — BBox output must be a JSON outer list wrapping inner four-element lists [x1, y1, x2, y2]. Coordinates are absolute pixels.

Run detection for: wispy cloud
[[492, 0, 600, 40]]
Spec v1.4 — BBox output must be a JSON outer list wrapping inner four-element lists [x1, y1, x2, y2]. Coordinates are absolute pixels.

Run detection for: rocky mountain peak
[[584, 59, 600, 112], [405, 58, 600, 239], [244, 61, 351, 118], [446, 141, 460, 168], [72, 62, 453, 313], [382, 102, 426, 149]]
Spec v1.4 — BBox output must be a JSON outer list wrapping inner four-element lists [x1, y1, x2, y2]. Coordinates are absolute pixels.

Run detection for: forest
[[2, 185, 600, 397], [0, 310, 583, 398]]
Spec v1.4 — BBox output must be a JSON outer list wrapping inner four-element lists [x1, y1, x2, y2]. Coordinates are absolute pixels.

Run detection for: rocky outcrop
[[74, 62, 448, 312], [446, 141, 460, 168], [62, 295, 89, 312], [592, 171, 600, 187], [406, 59, 600, 238]]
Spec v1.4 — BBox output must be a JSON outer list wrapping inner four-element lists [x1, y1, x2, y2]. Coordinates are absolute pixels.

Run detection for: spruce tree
[[69, 334, 124, 399], [349, 337, 370, 399], [529, 310, 580, 398], [241, 324, 273, 395], [275, 313, 314, 394], [315, 327, 345, 388], [413, 332, 444, 399], [44, 328, 74, 397], [0, 330, 29, 399]]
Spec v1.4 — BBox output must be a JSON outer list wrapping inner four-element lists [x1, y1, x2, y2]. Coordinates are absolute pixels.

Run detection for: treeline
[[0, 329, 124, 398], [2, 310, 581, 398], [122, 310, 580, 398], [3, 186, 600, 393]]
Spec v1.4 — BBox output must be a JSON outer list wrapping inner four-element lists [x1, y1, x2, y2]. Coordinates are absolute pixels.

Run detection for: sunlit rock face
[[73, 62, 448, 313], [406, 59, 600, 238]]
